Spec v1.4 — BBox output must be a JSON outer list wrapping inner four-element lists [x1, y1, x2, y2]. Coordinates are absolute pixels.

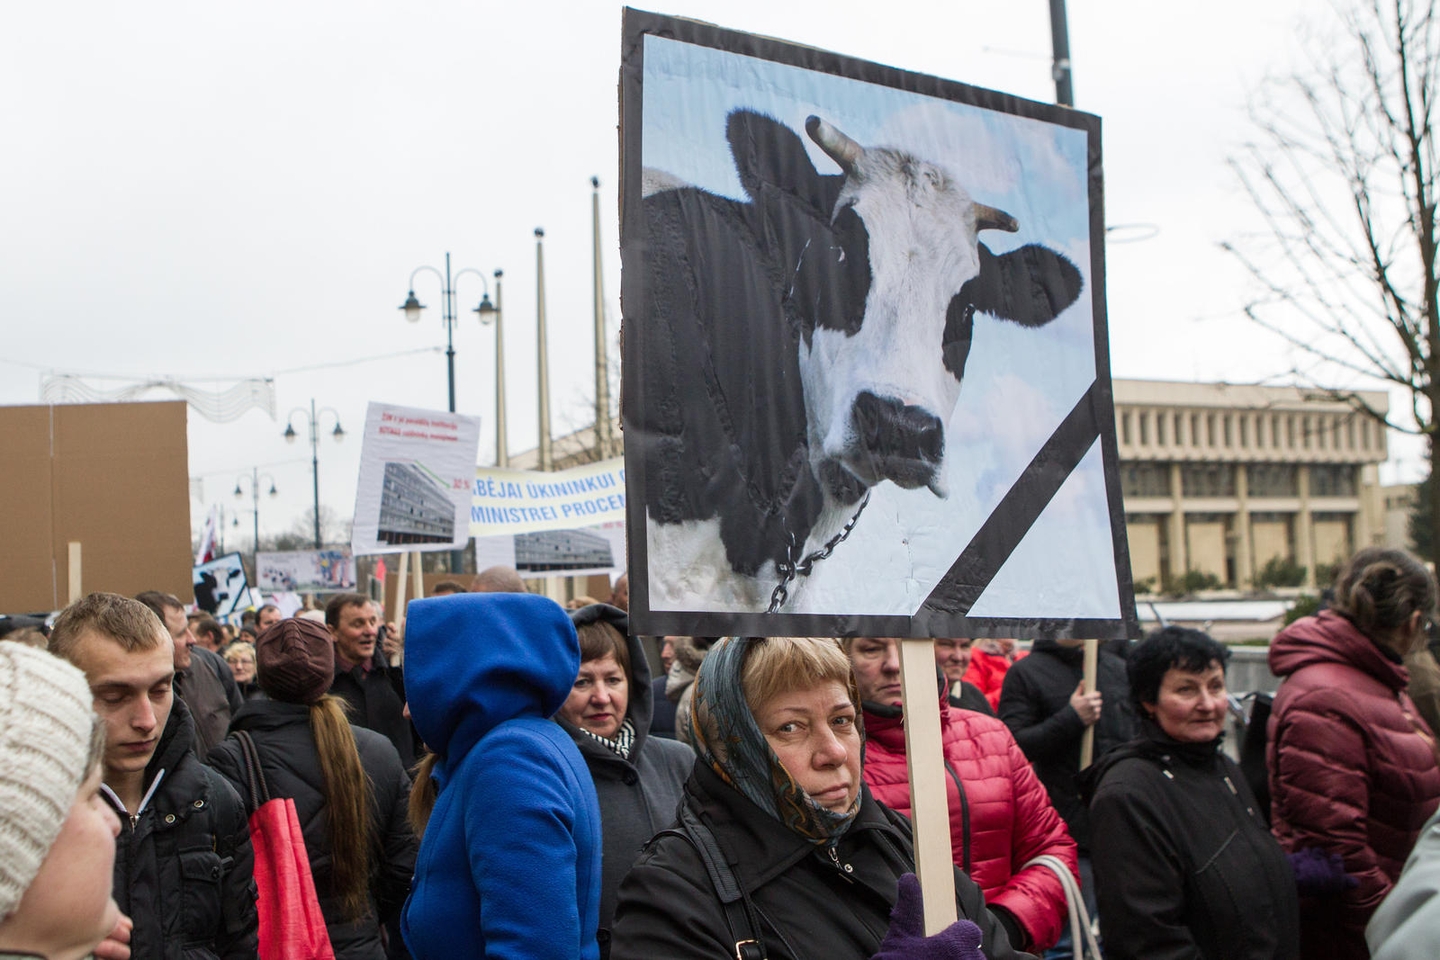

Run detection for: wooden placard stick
[[395, 551, 411, 632], [898, 638, 958, 935], [410, 550, 424, 611], [1079, 637, 1099, 769], [67, 541, 82, 604]]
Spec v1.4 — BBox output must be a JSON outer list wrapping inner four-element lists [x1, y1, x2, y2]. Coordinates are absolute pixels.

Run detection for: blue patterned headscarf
[[687, 636, 862, 844]]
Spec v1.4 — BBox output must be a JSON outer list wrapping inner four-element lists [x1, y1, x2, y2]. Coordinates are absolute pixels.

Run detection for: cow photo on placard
[[620, 10, 1137, 641]]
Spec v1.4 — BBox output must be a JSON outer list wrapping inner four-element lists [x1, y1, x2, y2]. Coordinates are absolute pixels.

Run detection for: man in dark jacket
[[49, 591, 259, 960], [326, 593, 415, 769], [137, 590, 242, 761], [999, 636, 1135, 958]]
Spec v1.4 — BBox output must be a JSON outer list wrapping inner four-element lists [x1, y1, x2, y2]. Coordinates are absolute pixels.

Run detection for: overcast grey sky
[[3, 0, 1411, 549]]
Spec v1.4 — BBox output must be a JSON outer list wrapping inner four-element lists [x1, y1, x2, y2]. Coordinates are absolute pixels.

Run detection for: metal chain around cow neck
[[768, 490, 871, 613]]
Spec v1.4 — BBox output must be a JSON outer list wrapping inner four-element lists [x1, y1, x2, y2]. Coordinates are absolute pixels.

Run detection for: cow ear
[[960, 243, 1084, 327], [726, 110, 839, 215]]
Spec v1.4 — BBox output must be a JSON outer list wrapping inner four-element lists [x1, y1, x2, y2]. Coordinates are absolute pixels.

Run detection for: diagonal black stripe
[[918, 380, 1102, 618]]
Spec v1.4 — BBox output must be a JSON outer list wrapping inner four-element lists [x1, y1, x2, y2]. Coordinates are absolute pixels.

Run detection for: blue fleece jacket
[[401, 593, 602, 960]]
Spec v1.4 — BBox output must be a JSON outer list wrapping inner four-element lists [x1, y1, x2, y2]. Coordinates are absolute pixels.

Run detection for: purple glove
[[1288, 847, 1358, 897], [871, 873, 985, 960]]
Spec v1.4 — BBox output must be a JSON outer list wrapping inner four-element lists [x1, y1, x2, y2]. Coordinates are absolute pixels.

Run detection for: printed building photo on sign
[[620, 10, 1137, 639], [379, 461, 458, 546]]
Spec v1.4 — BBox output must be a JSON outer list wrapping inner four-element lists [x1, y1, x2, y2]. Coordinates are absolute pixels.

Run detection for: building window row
[[1119, 406, 1378, 454], [1119, 462, 1361, 500]]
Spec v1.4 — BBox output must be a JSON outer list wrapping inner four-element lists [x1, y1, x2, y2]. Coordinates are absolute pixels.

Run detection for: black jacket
[[997, 639, 1136, 848], [178, 646, 242, 761], [1080, 725, 1299, 960], [950, 680, 995, 717], [209, 700, 418, 960], [329, 649, 415, 769], [103, 698, 258, 960], [557, 628, 694, 945], [610, 764, 1034, 960]]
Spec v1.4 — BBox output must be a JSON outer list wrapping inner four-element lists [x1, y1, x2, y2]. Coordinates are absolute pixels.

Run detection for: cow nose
[[851, 391, 944, 464]]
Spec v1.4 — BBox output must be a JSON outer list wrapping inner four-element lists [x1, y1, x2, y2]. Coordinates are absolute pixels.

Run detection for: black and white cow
[[631, 110, 1084, 610]]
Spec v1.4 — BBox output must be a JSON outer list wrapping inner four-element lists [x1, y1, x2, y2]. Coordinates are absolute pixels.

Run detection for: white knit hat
[[0, 640, 98, 921]]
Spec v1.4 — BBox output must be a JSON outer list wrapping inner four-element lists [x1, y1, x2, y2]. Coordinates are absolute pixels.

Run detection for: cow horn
[[974, 204, 1019, 233], [805, 116, 864, 172]]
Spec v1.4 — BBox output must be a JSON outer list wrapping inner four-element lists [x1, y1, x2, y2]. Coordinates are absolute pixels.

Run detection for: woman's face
[[560, 652, 629, 739], [1147, 662, 1227, 743], [754, 679, 861, 812], [6, 764, 121, 955], [225, 649, 256, 684]]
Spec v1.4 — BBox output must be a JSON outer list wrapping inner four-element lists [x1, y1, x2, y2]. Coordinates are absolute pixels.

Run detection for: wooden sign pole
[[1079, 638, 1099, 769], [67, 541, 82, 604], [898, 638, 958, 935], [395, 552, 410, 630], [411, 551, 424, 610]]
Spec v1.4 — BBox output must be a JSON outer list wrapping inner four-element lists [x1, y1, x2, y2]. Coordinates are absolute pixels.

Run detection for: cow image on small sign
[[621, 11, 1138, 641]]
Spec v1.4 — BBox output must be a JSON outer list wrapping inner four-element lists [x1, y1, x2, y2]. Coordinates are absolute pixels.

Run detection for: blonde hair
[[741, 637, 854, 716], [310, 695, 375, 921]]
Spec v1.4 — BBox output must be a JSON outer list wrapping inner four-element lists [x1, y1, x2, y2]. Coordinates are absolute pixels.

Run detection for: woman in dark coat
[[1267, 547, 1440, 959], [208, 618, 417, 960], [1083, 626, 1298, 960], [610, 635, 1032, 960], [554, 604, 693, 956]]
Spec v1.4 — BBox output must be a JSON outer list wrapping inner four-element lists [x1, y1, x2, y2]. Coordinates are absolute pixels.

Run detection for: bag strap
[[232, 730, 270, 813], [661, 805, 767, 960], [1022, 854, 1102, 960]]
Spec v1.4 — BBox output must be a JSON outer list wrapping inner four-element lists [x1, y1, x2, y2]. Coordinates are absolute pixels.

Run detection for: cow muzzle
[[837, 391, 947, 496]]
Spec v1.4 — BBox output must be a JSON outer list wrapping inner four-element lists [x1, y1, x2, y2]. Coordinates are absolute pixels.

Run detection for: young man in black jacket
[[50, 592, 259, 960]]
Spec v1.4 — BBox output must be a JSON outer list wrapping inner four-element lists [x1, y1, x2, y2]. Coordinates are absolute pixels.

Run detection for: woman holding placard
[[609, 635, 1032, 960]]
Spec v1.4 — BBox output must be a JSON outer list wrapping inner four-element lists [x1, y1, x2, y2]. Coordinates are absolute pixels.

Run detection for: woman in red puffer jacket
[[1269, 547, 1440, 960], [848, 636, 1078, 953]]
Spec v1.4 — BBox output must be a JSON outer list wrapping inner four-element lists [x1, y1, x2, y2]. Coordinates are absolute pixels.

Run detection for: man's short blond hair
[[49, 592, 167, 663]]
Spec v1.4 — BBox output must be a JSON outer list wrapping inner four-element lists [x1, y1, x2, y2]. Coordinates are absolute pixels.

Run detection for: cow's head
[[731, 111, 1084, 504]]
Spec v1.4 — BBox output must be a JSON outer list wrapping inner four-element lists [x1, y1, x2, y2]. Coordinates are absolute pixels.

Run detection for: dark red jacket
[[862, 697, 1078, 951], [1268, 611, 1440, 958]]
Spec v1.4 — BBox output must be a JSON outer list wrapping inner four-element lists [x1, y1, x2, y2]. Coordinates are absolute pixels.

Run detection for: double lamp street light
[[400, 253, 507, 575], [284, 400, 344, 550]]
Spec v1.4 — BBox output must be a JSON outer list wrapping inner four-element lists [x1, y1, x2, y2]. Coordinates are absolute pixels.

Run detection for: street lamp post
[[234, 467, 278, 560], [400, 254, 500, 573], [473, 269, 507, 467], [284, 399, 344, 549]]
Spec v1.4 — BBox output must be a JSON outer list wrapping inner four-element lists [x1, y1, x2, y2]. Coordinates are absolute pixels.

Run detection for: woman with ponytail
[[1268, 546, 1440, 960], [209, 617, 417, 959]]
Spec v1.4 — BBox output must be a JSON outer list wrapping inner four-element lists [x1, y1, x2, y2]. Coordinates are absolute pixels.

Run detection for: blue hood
[[405, 592, 579, 763]]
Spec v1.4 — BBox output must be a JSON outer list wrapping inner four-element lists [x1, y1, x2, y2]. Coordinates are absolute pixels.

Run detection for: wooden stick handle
[[1080, 638, 1099, 769], [898, 639, 958, 935]]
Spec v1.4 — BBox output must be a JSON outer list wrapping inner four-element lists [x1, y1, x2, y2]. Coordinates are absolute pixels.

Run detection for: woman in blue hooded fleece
[[401, 592, 603, 960]]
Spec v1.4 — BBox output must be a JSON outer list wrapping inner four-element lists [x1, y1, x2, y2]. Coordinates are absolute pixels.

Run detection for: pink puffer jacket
[[1269, 610, 1440, 959], [862, 697, 1078, 951]]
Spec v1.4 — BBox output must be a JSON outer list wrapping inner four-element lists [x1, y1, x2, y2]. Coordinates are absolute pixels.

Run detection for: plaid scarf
[[578, 717, 635, 760], [689, 637, 861, 845]]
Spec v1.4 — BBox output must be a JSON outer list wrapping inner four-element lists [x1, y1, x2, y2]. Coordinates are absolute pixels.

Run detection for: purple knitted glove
[[1288, 847, 1358, 897], [871, 873, 986, 960]]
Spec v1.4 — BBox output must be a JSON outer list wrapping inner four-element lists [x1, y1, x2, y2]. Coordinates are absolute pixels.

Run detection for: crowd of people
[[3, 550, 1440, 959]]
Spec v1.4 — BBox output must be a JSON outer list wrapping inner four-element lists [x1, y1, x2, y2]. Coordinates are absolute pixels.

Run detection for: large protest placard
[[256, 549, 355, 593], [352, 403, 482, 555], [469, 457, 626, 537], [620, 10, 1138, 640]]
